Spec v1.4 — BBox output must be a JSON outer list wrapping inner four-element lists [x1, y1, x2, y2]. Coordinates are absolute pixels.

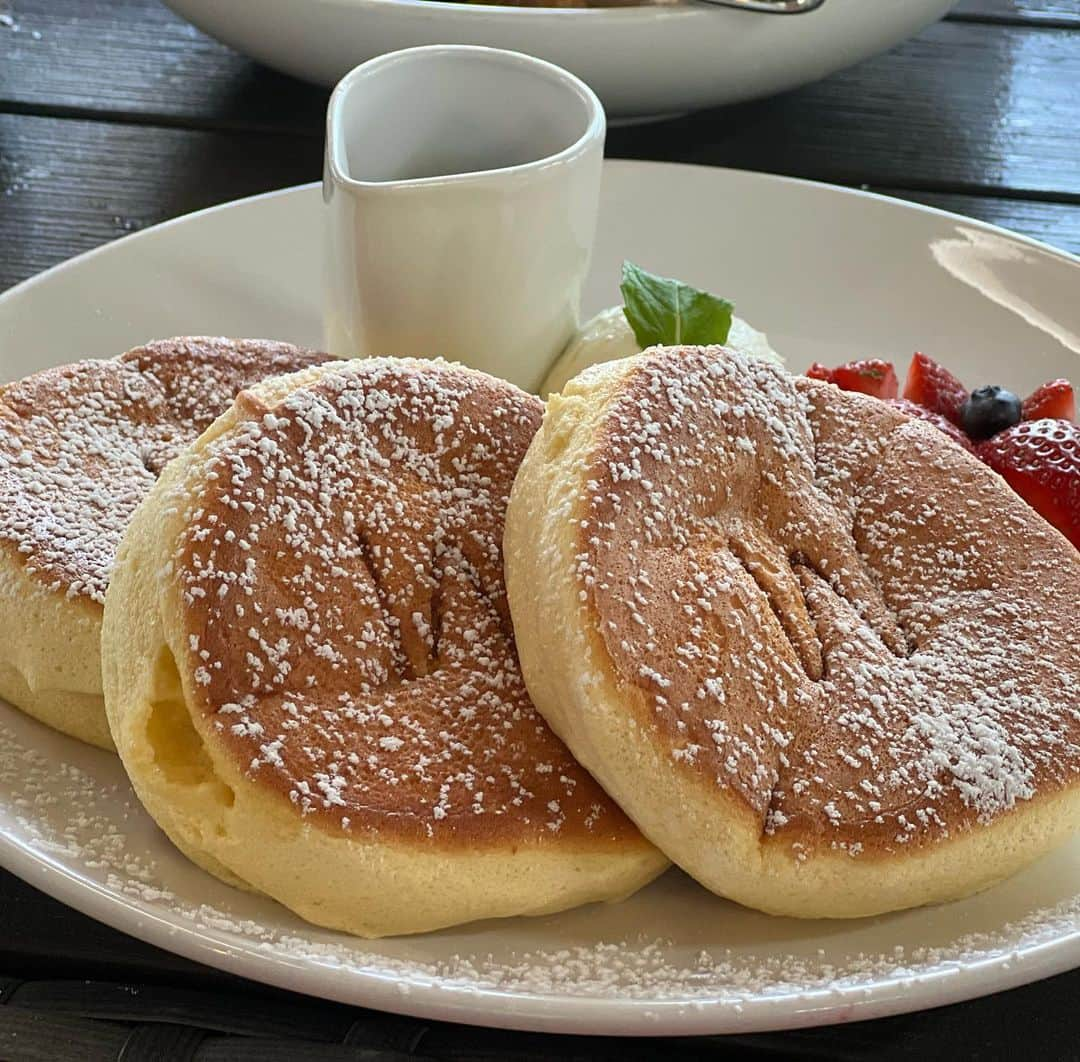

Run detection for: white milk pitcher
[[324, 45, 606, 392]]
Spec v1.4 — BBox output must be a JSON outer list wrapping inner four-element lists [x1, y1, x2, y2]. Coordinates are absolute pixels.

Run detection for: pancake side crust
[[505, 347, 1080, 919], [0, 544, 108, 746]]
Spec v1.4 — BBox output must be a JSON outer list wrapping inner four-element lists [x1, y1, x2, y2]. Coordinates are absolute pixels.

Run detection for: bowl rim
[[301, 0, 710, 23]]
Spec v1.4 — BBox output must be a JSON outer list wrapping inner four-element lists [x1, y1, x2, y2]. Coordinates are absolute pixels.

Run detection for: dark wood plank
[[0, 0, 327, 134], [2, 112, 1078, 295], [0, 1010, 131, 1062], [953, 0, 1080, 25], [607, 20, 1080, 201], [0, 112, 322, 292]]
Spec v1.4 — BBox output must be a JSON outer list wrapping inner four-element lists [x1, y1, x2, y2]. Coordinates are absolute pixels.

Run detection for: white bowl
[[164, 0, 954, 118]]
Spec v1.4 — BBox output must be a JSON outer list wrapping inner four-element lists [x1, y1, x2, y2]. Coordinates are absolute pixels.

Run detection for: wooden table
[[1, 2, 1078, 1058]]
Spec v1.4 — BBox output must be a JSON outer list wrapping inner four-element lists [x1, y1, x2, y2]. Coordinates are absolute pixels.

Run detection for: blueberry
[[960, 385, 1022, 440]]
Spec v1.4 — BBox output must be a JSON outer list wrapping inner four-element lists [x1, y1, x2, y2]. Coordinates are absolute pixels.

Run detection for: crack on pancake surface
[[729, 536, 823, 681], [171, 360, 638, 847], [577, 346, 1080, 857]]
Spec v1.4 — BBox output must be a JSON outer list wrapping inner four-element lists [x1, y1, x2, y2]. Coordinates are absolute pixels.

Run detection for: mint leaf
[[619, 260, 734, 349]]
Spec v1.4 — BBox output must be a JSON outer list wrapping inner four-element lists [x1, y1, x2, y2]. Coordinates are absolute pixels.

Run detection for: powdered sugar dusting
[[173, 359, 635, 843], [0, 338, 326, 605], [579, 346, 1080, 854]]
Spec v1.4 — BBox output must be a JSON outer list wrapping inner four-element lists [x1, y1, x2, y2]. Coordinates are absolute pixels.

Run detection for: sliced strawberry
[[888, 398, 975, 453], [806, 362, 834, 382], [977, 418, 1080, 549], [902, 352, 967, 425], [1022, 379, 1075, 423], [829, 359, 899, 400]]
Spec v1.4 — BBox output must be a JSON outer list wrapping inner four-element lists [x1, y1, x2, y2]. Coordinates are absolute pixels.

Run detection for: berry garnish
[[960, 385, 1022, 441], [888, 399, 975, 452], [829, 359, 899, 400], [1023, 379, 1075, 423], [902, 352, 967, 425], [977, 419, 1080, 549], [804, 359, 899, 399]]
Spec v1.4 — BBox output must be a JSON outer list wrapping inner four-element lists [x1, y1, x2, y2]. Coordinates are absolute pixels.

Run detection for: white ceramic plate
[[1, 162, 1079, 1037], [162, 0, 953, 118]]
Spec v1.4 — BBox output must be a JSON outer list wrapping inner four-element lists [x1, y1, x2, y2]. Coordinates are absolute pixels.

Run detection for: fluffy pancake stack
[[4, 337, 1078, 934], [101, 356, 665, 936], [505, 346, 1080, 918]]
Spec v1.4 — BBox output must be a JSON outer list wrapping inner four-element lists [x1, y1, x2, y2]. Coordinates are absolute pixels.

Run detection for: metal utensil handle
[[697, 0, 825, 12]]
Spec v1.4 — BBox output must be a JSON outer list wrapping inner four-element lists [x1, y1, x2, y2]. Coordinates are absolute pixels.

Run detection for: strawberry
[[804, 359, 898, 399], [829, 359, 899, 400], [888, 398, 975, 453], [902, 352, 968, 425], [1022, 379, 1075, 423], [806, 362, 834, 382], [977, 418, 1080, 549]]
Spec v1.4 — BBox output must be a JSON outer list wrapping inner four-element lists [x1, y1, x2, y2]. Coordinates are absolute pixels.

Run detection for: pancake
[[504, 345, 1080, 919], [101, 358, 666, 937], [0, 338, 328, 749]]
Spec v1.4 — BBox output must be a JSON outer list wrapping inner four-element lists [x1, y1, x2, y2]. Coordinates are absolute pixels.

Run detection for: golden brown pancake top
[[577, 346, 1080, 858], [0, 338, 326, 606], [172, 360, 640, 847]]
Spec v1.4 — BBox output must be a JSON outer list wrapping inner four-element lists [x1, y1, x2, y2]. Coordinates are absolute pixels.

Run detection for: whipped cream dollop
[[541, 306, 785, 396]]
